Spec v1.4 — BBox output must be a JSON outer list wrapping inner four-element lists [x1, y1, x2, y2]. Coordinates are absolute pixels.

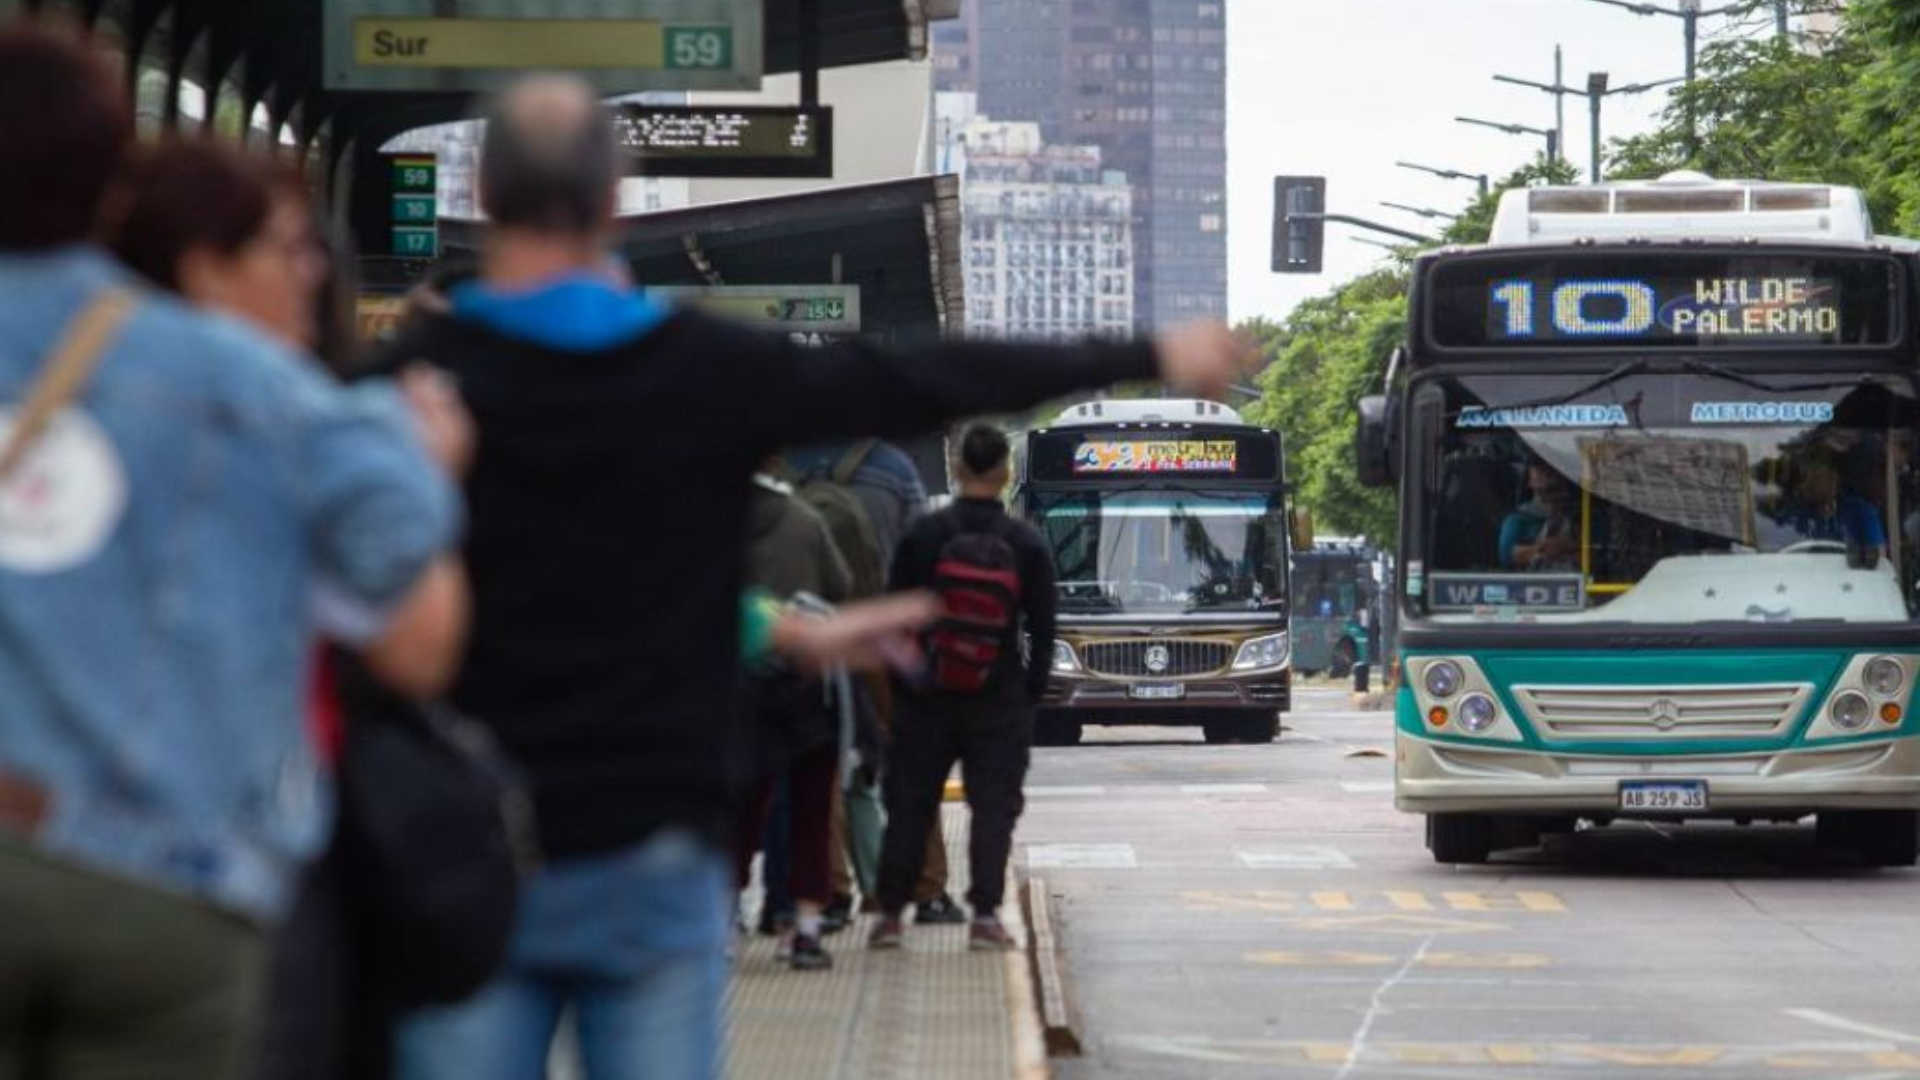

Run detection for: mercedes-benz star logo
[[1144, 645, 1171, 674], [1648, 698, 1682, 731]]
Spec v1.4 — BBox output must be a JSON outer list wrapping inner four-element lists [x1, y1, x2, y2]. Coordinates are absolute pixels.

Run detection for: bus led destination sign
[[1074, 440, 1240, 474], [1427, 251, 1900, 350]]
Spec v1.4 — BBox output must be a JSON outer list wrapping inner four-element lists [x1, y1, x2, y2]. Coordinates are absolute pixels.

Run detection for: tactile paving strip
[[726, 807, 1018, 1080]]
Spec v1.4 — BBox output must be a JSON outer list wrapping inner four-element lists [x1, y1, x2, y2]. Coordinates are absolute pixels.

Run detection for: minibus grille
[[1082, 640, 1234, 678], [1512, 683, 1811, 739]]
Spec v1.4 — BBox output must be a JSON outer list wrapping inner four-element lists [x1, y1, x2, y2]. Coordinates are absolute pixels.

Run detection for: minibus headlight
[[1052, 641, 1082, 674], [1423, 660, 1464, 700], [1458, 693, 1499, 733], [1232, 633, 1290, 672], [1864, 657, 1905, 697], [1830, 691, 1873, 732]]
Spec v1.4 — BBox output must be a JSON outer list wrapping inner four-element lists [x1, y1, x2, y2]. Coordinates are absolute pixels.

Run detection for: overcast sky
[[1225, 0, 1792, 324]]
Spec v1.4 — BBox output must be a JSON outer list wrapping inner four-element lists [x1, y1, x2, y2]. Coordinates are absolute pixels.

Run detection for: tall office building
[[938, 94, 1135, 341], [934, 0, 1226, 329]]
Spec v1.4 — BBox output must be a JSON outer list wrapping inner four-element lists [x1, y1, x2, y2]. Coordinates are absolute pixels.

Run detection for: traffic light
[[1272, 175, 1326, 274]]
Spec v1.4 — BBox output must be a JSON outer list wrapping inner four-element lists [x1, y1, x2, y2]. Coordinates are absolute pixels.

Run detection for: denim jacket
[[0, 248, 458, 920]]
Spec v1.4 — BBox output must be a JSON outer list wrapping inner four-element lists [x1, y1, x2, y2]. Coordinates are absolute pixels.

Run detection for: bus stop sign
[[324, 0, 764, 93]]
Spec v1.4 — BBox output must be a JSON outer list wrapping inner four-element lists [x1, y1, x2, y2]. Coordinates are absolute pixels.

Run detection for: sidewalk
[[725, 806, 1045, 1080]]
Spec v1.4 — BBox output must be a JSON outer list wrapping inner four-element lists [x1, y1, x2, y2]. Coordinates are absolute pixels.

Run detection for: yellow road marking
[[1182, 889, 1569, 915]]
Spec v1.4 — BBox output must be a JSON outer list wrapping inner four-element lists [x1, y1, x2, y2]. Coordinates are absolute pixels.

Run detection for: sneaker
[[821, 894, 854, 936], [868, 914, 905, 950], [969, 916, 1017, 952], [774, 931, 794, 962], [915, 892, 968, 925], [789, 933, 833, 971]]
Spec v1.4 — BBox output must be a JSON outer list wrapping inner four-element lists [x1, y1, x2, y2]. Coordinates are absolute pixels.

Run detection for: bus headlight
[[1423, 660, 1464, 700], [1830, 691, 1873, 732], [1232, 633, 1290, 672], [1458, 693, 1499, 733], [1864, 657, 1905, 697], [1052, 641, 1082, 674]]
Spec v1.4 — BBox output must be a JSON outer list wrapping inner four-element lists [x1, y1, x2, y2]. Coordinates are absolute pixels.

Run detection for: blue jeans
[[396, 830, 730, 1080]]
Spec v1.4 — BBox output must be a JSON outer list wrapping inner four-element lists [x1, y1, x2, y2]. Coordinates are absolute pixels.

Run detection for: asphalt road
[[1025, 685, 1920, 1080]]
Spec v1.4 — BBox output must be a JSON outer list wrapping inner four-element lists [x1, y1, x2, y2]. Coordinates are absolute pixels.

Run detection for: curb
[[1019, 875, 1083, 1057]]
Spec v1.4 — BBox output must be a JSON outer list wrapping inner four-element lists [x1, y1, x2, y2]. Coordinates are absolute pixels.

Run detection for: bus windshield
[[1031, 489, 1287, 616], [1409, 371, 1920, 625]]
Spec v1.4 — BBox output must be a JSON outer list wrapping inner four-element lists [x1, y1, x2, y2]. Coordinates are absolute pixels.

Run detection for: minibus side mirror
[[1356, 394, 1393, 489]]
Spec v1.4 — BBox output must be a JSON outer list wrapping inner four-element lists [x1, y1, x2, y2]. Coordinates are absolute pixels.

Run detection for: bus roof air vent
[[1492, 175, 1874, 246]]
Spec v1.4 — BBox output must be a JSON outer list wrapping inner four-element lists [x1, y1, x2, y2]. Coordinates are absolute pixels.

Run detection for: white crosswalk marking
[[1026, 785, 1108, 798], [1235, 845, 1355, 870], [1181, 783, 1269, 795], [1026, 843, 1139, 869], [1340, 781, 1395, 794]]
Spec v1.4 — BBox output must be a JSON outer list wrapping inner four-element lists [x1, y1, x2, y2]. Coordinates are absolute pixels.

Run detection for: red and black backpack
[[925, 519, 1024, 695]]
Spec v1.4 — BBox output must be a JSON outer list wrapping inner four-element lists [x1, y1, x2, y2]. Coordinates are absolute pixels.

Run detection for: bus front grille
[[1082, 640, 1234, 678], [1512, 683, 1812, 739]]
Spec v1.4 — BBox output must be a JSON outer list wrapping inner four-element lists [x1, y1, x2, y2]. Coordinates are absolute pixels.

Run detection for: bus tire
[[1426, 813, 1493, 865], [1035, 715, 1083, 748], [1329, 639, 1359, 679], [1820, 810, 1919, 867]]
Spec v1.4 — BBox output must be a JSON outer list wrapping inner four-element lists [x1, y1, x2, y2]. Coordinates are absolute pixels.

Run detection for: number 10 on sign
[[1494, 279, 1658, 338]]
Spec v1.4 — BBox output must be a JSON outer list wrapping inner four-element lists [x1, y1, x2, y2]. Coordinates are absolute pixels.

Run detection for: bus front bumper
[[1041, 670, 1291, 723], [1396, 733, 1920, 816]]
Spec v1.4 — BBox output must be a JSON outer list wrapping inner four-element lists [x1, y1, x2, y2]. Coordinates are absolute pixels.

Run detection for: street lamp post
[[1456, 115, 1561, 163], [1394, 160, 1490, 199], [1380, 201, 1460, 222], [1494, 71, 1685, 183], [1573, 0, 1749, 153]]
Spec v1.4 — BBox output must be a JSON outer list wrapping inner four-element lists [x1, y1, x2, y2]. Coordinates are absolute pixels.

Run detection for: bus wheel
[[1820, 810, 1920, 867], [1035, 716, 1083, 748], [1426, 813, 1493, 865], [1329, 639, 1359, 679]]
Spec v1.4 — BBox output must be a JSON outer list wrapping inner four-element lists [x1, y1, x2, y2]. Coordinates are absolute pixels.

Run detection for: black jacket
[[377, 307, 1155, 859], [890, 497, 1057, 704]]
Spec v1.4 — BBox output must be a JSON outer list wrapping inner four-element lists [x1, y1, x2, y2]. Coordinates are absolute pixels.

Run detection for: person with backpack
[[784, 440, 968, 928], [736, 467, 853, 970], [869, 425, 1054, 951]]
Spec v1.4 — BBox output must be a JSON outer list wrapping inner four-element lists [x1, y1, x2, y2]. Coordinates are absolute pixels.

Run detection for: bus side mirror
[[1290, 509, 1315, 553], [1356, 394, 1393, 488]]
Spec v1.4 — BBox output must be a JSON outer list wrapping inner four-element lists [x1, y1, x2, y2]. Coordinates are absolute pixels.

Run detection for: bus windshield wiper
[[1679, 357, 1867, 395], [1459, 359, 1650, 418]]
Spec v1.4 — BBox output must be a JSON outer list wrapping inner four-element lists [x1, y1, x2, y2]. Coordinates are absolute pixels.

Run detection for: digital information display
[[1426, 252, 1901, 350], [324, 0, 763, 94], [614, 106, 832, 178], [1028, 431, 1281, 483]]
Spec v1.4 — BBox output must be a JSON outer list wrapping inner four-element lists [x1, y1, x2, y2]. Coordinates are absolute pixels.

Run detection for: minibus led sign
[[1074, 440, 1240, 475]]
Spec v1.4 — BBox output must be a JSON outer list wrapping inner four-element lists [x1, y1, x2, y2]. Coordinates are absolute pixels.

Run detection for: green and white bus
[[1290, 538, 1387, 678], [1356, 173, 1920, 865]]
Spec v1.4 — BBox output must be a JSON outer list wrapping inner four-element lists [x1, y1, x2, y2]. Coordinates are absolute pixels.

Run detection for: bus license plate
[[1619, 780, 1708, 813], [1130, 683, 1186, 701]]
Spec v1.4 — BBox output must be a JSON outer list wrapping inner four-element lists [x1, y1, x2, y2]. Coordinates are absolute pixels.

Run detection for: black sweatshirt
[[889, 497, 1058, 704], [378, 308, 1157, 860]]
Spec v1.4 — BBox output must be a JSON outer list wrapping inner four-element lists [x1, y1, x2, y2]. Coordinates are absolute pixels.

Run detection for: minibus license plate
[[1130, 684, 1186, 701], [1619, 780, 1708, 813]]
